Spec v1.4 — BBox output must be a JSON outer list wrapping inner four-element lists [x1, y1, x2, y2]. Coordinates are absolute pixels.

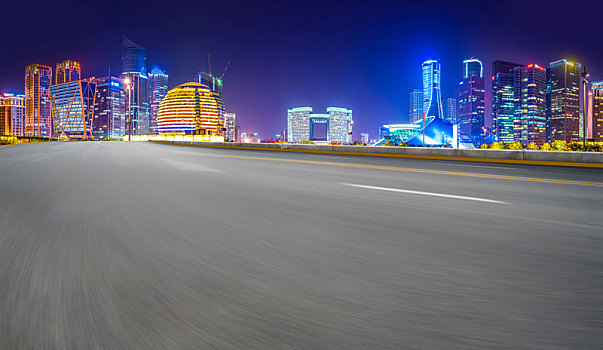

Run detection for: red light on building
[[527, 64, 534, 68]]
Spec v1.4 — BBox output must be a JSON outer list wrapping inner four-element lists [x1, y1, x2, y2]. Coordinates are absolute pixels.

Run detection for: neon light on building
[[49, 80, 97, 140], [422, 60, 443, 119], [157, 82, 224, 135]]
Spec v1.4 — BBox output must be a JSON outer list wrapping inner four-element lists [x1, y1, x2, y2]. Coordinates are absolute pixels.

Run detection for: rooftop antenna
[[208, 54, 211, 75], [220, 61, 230, 79]]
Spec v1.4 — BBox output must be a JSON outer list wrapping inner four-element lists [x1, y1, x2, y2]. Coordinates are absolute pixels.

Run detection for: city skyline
[[1, 0, 601, 139]]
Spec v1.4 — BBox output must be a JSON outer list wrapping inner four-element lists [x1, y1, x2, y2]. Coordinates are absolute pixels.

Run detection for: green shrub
[[526, 142, 539, 150], [479, 143, 489, 149], [490, 142, 505, 149], [540, 143, 552, 151]]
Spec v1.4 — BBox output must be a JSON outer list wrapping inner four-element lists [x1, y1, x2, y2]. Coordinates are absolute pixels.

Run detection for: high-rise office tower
[[148, 67, 168, 135], [55, 60, 81, 85], [93, 76, 126, 139], [547, 59, 581, 142], [492, 60, 521, 144], [0, 93, 25, 136], [49, 80, 97, 140], [327, 107, 353, 143], [458, 58, 485, 143], [422, 60, 443, 119], [121, 35, 149, 135], [514, 64, 547, 145], [224, 112, 236, 141], [198, 72, 223, 100], [24, 64, 53, 137], [409, 88, 423, 123], [287, 107, 312, 142], [444, 97, 458, 124], [591, 81, 603, 141]]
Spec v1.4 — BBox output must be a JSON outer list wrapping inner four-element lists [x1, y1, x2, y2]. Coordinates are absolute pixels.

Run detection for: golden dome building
[[157, 82, 224, 136]]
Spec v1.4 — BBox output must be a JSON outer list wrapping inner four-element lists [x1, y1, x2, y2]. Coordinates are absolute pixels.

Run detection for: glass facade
[[422, 60, 443, 119], [198, 72, 223, 100], [492, 61, 520, 144], [514, 64, 547, 145], [409, 88, 423, 123], [121, 35, 149, 135], [49, 80, 97, 140], [591, 81, 603, 141], [327, 107, 353, 143], [548, 59, 581, 142], [444, 97, 457, 124], [157, 82, 224, 135], [148, 67, 169, 135], [0, 94, 25, 136], [55, 60, 81, 85], [93, 76, 126, 140], [24, 64, 53, 137], [224, 112, 236, 141], [458, 58, 485, 144], [122, 35, 147, 76], [287, 107, 312, 143]]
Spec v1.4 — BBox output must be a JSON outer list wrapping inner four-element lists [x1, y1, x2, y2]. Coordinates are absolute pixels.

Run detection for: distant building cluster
[[383, 57, 601, 147], [287, 107, 353, 143], [0, 36, 238, 141]]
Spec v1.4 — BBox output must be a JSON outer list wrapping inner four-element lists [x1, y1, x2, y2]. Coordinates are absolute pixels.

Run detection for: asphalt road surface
[[1, 141, 602, 349]]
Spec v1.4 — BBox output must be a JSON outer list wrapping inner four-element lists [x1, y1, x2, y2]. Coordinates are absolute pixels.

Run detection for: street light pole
[[581, 65, 589, 147]]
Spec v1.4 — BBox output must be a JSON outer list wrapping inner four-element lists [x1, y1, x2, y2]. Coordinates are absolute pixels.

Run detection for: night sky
[[1, 0, 601, 139]]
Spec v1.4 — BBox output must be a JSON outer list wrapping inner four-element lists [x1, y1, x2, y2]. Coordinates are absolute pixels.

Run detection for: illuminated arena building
[[157, 82, 224, 136], [376, 117, 474, 148]]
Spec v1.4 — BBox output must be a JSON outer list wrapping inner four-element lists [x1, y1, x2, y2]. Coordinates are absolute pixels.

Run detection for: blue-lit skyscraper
[[422, 60, 443, 119], [409, 88, 423, 123], [121, 35, 149, 136], [93, 76, 126, 139], [458, 58, 485, 144], [148, 67, 168, 135], [492, 61, 521, 144]]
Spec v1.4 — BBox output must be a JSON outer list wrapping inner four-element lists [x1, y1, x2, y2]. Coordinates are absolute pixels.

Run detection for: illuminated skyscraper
[[224, 112, 236, 141], [547, 59, 581, 142], [93, 76, 126, 139], [0, 93, 25, 136], [409, 88, 423, 123], [287, 107, 312, 142], [121, 35, 149, 135], [198, 72, 223, 100], [458, 58, 485, 143], [492, 61, 520, 144], [148, 67, 168, 135], [591, 81, 603, 141], [328, 107, 353, 143], [514, 64, 547, 145], [444, 97, 457, 124], [24, 64, 53, 137], [49, 80, 96, 140], [422, 60, 443, 119], [55, 60, 81, 85]]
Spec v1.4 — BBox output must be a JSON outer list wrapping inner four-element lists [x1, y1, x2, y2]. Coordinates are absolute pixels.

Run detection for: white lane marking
[[162, 158, 224, 172], [340, 183, 509, 204], [429, 162, 516, 170]]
